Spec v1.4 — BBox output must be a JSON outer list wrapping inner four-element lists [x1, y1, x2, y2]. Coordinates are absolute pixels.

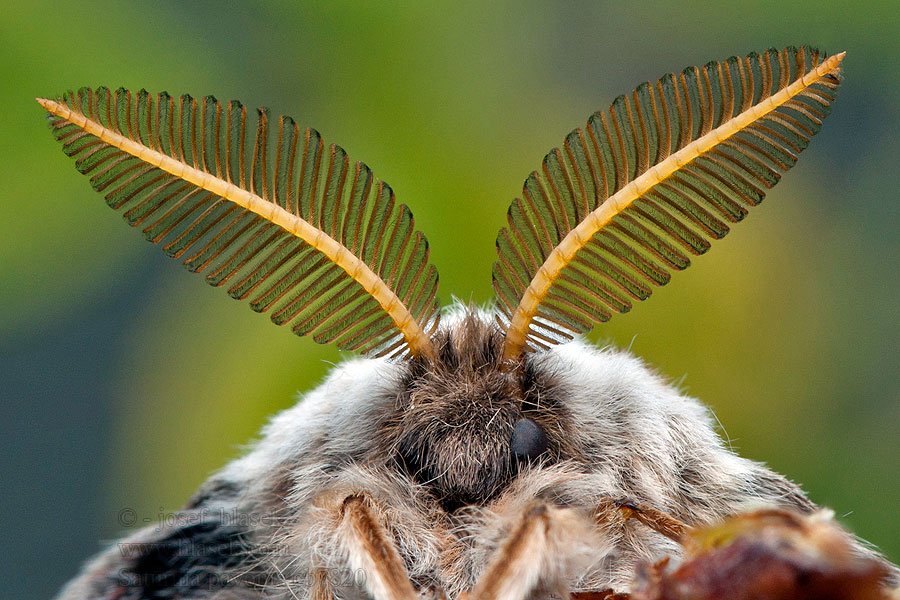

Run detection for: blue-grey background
[[2, 2, 898, 598]]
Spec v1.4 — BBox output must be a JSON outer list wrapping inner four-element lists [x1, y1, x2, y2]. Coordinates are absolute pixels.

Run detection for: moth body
[[58, 307, 829, 599]]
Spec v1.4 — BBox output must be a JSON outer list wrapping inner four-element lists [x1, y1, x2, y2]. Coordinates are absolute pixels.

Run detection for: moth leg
[[570, 592, 632, 600], [310, 567, 335, 600], [335, 493, 419, 600], [470, 501, 596, 600], [595, 497, 689, 542]]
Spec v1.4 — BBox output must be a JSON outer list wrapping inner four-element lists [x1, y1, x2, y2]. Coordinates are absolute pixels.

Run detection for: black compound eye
[[510, 418, 547, 462]]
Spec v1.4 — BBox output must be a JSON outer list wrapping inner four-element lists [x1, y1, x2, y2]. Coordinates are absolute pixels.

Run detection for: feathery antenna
[[494, 48, 844, 361], [39, 90, 440, 359]]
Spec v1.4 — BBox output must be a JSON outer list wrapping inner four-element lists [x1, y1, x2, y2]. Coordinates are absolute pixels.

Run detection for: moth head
[[391, 308, 553, 509]]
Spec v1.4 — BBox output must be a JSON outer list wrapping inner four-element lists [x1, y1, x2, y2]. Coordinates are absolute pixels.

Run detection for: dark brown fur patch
[[382, 309, 566, 511]]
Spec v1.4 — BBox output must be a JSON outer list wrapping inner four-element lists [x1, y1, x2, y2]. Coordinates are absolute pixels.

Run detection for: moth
[[41, 47, 895, 600]]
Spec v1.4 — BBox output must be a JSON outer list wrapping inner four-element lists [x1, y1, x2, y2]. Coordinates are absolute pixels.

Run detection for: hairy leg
[[335, 493, 419, 600], [469, 501, 599, 600], [310, 568, 334, 600], [594, 498, 688, 543]]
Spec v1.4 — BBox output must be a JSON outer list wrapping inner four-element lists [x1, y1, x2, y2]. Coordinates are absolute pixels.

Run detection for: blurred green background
[[3, 1, 898, 598]]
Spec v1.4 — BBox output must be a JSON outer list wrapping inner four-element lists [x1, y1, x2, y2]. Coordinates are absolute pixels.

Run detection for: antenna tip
[[820, 51, 846, 74]]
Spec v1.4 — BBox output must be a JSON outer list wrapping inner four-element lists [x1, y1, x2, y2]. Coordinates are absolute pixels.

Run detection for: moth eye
[[510, 418, 547, 462]]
